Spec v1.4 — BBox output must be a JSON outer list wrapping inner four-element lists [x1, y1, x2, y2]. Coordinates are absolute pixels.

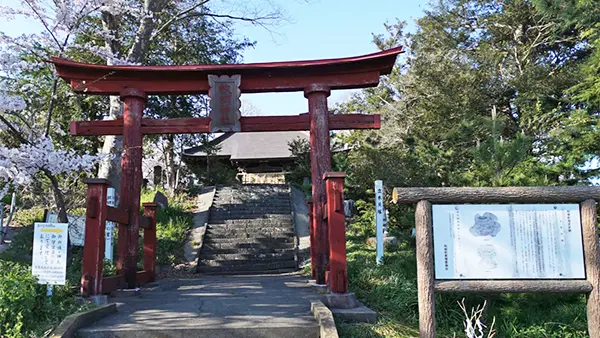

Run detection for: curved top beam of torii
[[49, 47, 403, 95]]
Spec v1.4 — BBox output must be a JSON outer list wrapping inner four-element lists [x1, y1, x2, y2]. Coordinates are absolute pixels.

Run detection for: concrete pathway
[[78, 274, 320, 338]]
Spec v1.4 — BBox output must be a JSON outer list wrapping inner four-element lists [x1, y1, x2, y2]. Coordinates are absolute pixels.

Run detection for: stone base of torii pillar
[[307, 281, 377, 323]]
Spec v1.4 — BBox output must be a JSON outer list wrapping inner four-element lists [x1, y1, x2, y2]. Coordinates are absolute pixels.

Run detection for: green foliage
[[347, 200, 376, 238], [141, 190, 194, 265], [12, 207, 45, 227], [188, 142, 239, 187], [0, 226, 33, 264], [339, 0, 600, 195], [0, 260, 89, 337], [341, 233, 588, 337], [285, 137, 312, 189], [285, 136, 348, 198]]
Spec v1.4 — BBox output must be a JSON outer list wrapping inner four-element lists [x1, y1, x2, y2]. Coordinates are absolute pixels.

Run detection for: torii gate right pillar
[[305, 84, 332, 285]]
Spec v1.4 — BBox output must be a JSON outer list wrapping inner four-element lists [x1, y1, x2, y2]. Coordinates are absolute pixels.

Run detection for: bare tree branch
[[127, 0, 170, 62], [151, 0, 211, 41], [22, 0, 63, 52], [0, 113, 29, 144]]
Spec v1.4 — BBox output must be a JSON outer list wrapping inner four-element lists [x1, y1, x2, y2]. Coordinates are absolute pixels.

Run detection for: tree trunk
[[165, 135, 176, 194], [43, 169, 68, 223], [98, 0, 167, 189], [0, 193, 17, 243], [97, 96, 123, 189]]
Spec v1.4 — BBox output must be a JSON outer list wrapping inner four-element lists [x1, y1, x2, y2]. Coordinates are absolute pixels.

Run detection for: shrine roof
[[49, 47, 403, 95], [184, 131, 310, 161]]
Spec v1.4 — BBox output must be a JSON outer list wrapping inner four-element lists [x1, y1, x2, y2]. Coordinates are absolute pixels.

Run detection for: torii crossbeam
[[51, 47, 402, 291]]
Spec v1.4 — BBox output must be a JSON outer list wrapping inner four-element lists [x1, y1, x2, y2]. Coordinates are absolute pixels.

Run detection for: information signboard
[[433, 204, 585, 279], [32, 223, 68, 285]]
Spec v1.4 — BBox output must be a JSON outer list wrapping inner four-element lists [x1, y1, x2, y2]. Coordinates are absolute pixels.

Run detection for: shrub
[[12, 207, 45, 227], [141, 190, 194, 265], [0, 260, 88, 337], [0, 260, 41, 336], [0, 226, 33, 264], [347, 200, 376, 238]]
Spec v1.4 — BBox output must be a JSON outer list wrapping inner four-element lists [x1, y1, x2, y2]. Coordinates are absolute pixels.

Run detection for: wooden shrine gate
[[51, 47, 402, 295]]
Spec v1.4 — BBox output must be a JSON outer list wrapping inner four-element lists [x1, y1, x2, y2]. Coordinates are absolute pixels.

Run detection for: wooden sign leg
[[581, 199, 600, 338], [416, 200, 436, 338], [117, 88, 147, 289], [305, 84, 332, 285]]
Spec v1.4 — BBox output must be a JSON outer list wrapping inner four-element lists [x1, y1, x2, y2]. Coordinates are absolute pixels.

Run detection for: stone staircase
[[197, 184, 298, 274]]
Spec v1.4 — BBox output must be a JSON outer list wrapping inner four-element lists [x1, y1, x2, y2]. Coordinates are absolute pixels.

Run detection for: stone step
[[201, 247, 294, 255], [196, 267, 298, 276], [209, 213, 292, 219], [214, 194, 290, 198], [203, 237, 295, 244], [204, 232, 296, 240], [79, 325, 317, 338], [211, 207, 291, 213], [200, 251, 295, 261], [208, 219, 294, 226], [212, 199, 291, 204], [197, 259, 296, 270], [206, 226, 294, 234], [209, 214, 293, 221], [206, 227, 294, 235], [211, 207, 290, 212], [201, 241, 295, 251], [206, 227, 295, 234], [213, 198, 290, 202]]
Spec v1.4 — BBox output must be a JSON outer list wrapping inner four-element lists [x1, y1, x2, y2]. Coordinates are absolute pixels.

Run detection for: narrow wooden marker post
[[393, 187, 600, 338], [375, 180, 384, 265], [324, 172, 348, 294]]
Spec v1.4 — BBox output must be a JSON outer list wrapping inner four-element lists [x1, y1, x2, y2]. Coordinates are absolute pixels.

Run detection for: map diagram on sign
[[432, 204, 586, 279], [470, 212, 501, 237], [477, 244, 498, 270]]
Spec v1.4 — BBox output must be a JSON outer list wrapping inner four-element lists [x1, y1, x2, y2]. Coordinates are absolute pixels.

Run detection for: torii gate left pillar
[[117, 88, 146, 286], [305, 84, 332, 285]]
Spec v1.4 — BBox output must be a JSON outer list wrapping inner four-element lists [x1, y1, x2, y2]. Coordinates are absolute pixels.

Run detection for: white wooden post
[[105, 187, 116, 262], [375, 180, 384, 265]]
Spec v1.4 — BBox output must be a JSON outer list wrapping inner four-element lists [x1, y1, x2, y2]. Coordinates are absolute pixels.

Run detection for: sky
[[235, 0, 429, 115], [0, 0, 430, 116]]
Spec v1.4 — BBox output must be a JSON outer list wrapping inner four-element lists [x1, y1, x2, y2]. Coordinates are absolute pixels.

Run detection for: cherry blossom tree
[[0, 0, 298, 220], [0, 0, 295, 192], [0, 93, 104, 222]]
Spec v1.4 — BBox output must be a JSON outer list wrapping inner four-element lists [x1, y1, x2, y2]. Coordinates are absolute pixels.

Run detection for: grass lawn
[[338, 232, 589, 338]]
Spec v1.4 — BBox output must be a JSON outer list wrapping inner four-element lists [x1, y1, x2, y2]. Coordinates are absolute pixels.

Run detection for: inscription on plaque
[[208, 74, 241, 132]]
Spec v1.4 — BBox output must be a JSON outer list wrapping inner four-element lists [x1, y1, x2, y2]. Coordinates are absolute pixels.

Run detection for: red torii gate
[[50, 47, 402, 292]]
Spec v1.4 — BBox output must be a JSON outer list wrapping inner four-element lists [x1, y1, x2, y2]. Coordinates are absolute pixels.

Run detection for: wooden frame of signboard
[[392, 187, 600, 338]]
